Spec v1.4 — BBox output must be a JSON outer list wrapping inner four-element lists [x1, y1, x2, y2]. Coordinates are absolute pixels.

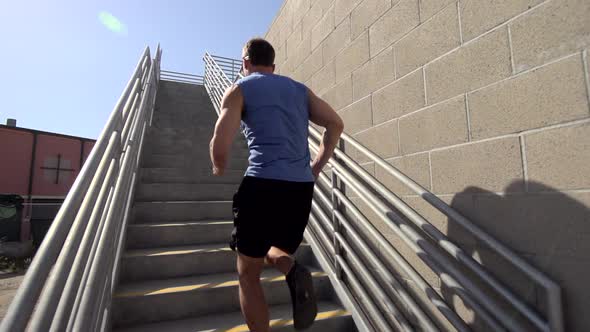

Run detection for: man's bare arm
[[308, 88, 344, 179], [210, 85, 243, 176]]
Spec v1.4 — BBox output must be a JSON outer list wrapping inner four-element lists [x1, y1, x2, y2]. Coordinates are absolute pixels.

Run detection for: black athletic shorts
[[229, 176, 315, 258]]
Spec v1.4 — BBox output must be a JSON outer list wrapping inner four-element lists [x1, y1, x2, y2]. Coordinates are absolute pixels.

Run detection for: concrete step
[[120, 243, 314, 283], [143, 136, 196, 147], [141, 154, 249, 169], [156, 90, 211, 101], [152, 107, 214, 119], [150, 113, 217, 127], [143, 135, 211, 148], [144, 143, 249, 156], [147, 126, 215, 138], [126, 220, 233, 249], [132, 201, 233, 223], [135, 183, 239, 201], [155, 92, 211, 105], [150, 116, 216, 129], [113, 301, 354, 332], [112, 268, 331, 327], [142, 144, 250, 157], [139, 168, 244, 184], [119, 243, 235, 283]]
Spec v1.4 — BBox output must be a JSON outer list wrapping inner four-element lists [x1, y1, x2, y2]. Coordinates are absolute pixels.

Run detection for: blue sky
[[0, 0, 282, 139]]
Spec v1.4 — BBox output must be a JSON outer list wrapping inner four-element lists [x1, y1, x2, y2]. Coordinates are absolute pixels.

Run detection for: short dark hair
[[243, 38, 275, 66]]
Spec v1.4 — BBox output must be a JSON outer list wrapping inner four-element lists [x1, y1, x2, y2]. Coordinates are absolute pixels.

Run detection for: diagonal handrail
[[0, 45, 162, 332], [311, 126, 564, 331]]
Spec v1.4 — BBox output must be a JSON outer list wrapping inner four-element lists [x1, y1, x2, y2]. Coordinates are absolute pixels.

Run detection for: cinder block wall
[[264, 0, 589, 331]]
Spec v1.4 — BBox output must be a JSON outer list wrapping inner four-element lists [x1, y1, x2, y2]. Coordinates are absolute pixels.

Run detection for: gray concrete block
[[286, 20, 303, 55], [311, 5, 335, 51], [399, 95, 468, 154], [322, 16, 351, 64], [337, 95, 372, 134], [372, 69, 425, 124], [310, 59, 336, 95], [459, 0, 543, 42], [418, 0, 455, 22], [425, 26, 512, 104], [335, 31, 370, 83], [510, 0, 590, 72], [291, 35, 312, 73], [525, 122, 590, 191], [313, 0, 336, 15], [352, 46, 395, 101], [430, 137, 524, 194], [468, 54, 589, 139], [394, 4, 460, 77], [295, 46, 324, 83], [335, 0, 363, 25], [350, 0, 391, 39], [353, 120, 399, 161], [302, 1, 325, 40], [321, 75, 352, 111], [369, 0, 420, 56], [293, 0, 312, 26], [375, 153, 431, 196], [279, 17, 294, 49]]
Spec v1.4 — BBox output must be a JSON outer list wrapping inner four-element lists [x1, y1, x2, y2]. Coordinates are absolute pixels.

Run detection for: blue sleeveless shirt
[[235, 72, 314, 182]]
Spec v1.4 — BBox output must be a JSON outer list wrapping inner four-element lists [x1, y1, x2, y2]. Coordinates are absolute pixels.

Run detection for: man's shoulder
[[278, 75, 308, 92], [237, 74, 308, 93]]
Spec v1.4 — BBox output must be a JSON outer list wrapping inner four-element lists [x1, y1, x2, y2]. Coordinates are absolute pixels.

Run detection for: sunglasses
[[239, 55, 250, 76]]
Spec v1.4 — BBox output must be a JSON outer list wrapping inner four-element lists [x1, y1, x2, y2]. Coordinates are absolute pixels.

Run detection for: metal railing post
[[330, 168, 342, 279]]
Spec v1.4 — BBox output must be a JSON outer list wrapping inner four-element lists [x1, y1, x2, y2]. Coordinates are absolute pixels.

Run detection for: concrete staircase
[[111, 81, 356, 331]]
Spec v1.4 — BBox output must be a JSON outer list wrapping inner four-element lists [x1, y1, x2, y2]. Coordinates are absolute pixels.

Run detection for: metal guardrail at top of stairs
[[160, 70, 204, 85], [202, 54, 564, 332], [203, 52, 236, 114], [0, 45, 162, 332]]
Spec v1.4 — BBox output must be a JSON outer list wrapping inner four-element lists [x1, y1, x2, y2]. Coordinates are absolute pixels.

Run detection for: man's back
[[236, 72, 314, 182], [209, 37, 343, 332]]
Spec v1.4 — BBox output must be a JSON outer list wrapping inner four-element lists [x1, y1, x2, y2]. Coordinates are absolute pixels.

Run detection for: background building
[[0, 119, 95, 245]]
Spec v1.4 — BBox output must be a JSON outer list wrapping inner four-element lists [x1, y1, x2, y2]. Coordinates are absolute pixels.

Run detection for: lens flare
[[98, 11, 127, 35]]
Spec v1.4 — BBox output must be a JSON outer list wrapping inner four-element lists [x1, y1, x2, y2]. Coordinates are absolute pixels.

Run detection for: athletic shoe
[[286, 260, 318, 330]]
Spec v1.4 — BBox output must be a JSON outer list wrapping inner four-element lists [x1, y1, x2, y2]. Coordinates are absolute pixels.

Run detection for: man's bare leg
[[266, 246, 294, 275], [237, 253, 270, 332]]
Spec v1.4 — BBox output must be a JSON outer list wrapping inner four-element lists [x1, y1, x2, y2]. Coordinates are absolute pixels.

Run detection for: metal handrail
[[204, 52, 241, 86], [0, 45, 162, 332], [309, 126, 563, 332], [201, 55, 563, 332], [160, 70, 204, 85], [313, 173, 445, 331], [311, 143, 508, 331]]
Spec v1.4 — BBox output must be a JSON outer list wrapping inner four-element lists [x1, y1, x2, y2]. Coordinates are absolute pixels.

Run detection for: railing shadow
[[444, 181, 589, 331]]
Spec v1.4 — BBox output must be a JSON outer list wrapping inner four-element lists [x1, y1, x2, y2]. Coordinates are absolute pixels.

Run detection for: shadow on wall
[[443, 181, 589, 332]]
